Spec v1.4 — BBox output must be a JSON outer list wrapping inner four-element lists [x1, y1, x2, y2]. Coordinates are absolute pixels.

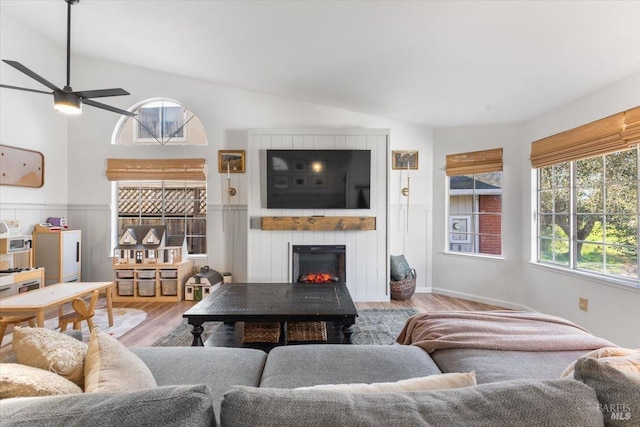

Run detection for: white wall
[[519, 72, 640, 348], [0, 8, 69, 232], [432, 73, 640, 348], [432, 124, 526, 308], [1, 8, 433, 291]]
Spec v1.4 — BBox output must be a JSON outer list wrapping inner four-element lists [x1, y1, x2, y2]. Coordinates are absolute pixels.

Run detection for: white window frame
[[535, 147, 640, 288], [446, 173, 503, 257]]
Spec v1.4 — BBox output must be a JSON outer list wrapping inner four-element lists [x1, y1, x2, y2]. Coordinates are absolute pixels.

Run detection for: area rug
[[152, 308, 418, 347], [2, 308, 147, 345]]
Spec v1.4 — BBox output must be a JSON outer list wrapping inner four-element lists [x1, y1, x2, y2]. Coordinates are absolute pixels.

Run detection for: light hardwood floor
[[0, 292, 504, 357]]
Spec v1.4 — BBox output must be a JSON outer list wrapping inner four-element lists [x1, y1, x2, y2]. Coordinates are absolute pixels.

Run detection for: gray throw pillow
[[574, 357, 640, 427], [221, 379, 602, 427], [390, 254, 411, 281], [0, 384, 216, 427]]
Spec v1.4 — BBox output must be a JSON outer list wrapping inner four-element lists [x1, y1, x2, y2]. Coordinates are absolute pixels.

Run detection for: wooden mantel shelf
[[261, 216, 376, 231]]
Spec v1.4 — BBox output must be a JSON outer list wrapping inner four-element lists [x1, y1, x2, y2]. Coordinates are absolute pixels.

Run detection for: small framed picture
[[392, 150, 419, 170], [218, 150, 245, 173], [293, 176, 308, 188], [311, 176, 327, 188], [274, 175, 289, 189], [292, 160, 307, 173]]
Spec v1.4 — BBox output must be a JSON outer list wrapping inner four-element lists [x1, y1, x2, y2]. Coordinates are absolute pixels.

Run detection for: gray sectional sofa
[[1, 342, 616, 426]]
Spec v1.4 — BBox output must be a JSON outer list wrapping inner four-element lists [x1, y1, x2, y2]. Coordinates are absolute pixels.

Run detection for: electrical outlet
[[579, 297, 588, 312]]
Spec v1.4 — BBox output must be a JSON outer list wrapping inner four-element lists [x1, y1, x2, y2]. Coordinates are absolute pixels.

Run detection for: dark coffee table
[[183, 282, 358, 347]]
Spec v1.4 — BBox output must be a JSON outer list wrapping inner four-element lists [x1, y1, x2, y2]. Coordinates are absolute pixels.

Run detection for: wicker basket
[[243, 322, 281, 343], [390, 268, 416, 301]]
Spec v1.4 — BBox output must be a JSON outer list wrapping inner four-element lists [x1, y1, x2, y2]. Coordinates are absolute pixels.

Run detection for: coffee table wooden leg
[[281, 321, 288, 345], [341, 319, 355, 344], [190, 321, 205, 346]]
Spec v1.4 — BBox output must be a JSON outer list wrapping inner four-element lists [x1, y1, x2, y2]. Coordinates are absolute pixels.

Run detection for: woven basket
[[390, 268, 416, 301], [287, 321, 327, 342], [243, 322, 281, 343]]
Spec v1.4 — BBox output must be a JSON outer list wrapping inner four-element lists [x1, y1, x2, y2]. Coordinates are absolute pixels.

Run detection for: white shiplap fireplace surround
[[247, 129, 390, 302]]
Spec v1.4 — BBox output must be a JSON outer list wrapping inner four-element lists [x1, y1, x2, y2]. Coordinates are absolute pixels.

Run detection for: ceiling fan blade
[[83, 99, 136, 117], [0, 83, 52, 95], [74, 88, 130, 99], [2, 60, 62, 92]]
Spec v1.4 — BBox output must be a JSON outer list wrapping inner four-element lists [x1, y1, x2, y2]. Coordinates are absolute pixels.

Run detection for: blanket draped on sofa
[[396, 310, 616, 353]]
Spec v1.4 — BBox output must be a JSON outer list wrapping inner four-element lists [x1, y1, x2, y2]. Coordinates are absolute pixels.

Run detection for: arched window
[[113, 98, 207, 145]]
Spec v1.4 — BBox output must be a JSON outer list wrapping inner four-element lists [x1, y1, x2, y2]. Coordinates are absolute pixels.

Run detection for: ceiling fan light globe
[[53, 91, 82, 114]]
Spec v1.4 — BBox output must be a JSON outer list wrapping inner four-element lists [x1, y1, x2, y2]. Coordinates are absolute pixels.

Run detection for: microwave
[[0, 235, 32, 254]]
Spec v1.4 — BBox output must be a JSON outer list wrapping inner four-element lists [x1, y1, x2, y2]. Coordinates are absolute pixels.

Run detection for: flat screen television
[[266, 149, 371, 209]]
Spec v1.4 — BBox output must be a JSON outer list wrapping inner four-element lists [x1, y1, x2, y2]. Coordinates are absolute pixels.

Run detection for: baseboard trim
[[414, 286, 432, 294], [431, 287, 535, 312]]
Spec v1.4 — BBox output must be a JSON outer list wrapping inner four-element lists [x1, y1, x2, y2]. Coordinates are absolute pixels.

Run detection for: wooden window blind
[[445, 148, 503, 176], [106, 159, 207, 181], [530, 105, 640, 168]]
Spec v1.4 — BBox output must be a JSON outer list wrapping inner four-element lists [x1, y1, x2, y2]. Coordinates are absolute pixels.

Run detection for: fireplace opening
[[292, 245, 346, 283]]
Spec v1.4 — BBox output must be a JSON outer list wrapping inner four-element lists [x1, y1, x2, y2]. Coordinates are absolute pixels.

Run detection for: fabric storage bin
[[161, 279, 178, 296], [117, 280, 134, 296], [160, 270, 178, 279], [116, 270, 134, 279], [137, 279, 156, 296], [137, 270, 156, 279]]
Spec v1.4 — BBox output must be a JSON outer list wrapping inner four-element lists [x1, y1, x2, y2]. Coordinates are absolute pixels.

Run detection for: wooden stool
[[59, 290, 100, 332], [0, 315, 36, 346]]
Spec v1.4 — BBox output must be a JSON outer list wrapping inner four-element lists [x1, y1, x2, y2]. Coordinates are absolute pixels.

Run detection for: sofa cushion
[[221, 378, 602, 427], [260, 344, 441, 388], [574, 357, 640, 427], [295, 371, 476, 392], [131, 346, 267, 427], [431, 348, 589, 383], [12, 326, 87, 388], [0, 363, 82, 398], [0, 384, 216, 427], [84, 327, 156, 393]]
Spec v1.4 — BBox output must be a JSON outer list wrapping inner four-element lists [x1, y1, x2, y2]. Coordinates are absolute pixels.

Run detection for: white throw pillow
[[84, 327, 157, 393], [0, 363, 82, 398], [295, 371, 476, 393], [12, 326, 87, 388]]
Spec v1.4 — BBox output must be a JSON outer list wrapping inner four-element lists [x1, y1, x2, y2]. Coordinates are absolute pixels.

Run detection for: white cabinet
[[33, 230, 81, 286]]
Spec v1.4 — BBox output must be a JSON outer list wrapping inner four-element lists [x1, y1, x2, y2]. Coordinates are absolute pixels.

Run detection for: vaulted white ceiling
[[2, 0, 640, 128]]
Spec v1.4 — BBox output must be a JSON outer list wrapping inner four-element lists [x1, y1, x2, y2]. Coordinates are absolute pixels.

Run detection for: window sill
[[441, 251, 504, 262], [529, 261, 640, 293]]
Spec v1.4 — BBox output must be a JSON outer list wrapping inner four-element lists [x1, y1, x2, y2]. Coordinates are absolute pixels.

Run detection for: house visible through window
[[117, 180, 207, 255], [446, 148, 503, 256], [448, 173, 502, 255]]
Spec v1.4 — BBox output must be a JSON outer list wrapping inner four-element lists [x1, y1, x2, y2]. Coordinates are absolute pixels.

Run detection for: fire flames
[[300, 273, 335, 283]]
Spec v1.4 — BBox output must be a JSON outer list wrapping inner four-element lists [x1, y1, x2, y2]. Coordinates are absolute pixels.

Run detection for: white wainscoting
[[246, 129, 390, 302]]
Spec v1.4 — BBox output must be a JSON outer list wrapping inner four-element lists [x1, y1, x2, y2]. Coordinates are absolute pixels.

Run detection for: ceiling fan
[[0, 0, 135, 117]]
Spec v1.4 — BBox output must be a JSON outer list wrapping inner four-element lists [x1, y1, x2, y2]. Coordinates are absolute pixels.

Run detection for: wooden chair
[[0, 315, 36, 346], [59, 290, 100, 332]]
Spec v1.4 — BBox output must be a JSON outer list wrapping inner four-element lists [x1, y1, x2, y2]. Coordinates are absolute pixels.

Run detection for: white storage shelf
[[112, 260, 192, 302]]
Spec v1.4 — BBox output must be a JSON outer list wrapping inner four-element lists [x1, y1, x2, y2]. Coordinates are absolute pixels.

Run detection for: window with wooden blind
[[446, 148, 503, 256], [533, 106, 640, 287], [107, 159, 208, 256]]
